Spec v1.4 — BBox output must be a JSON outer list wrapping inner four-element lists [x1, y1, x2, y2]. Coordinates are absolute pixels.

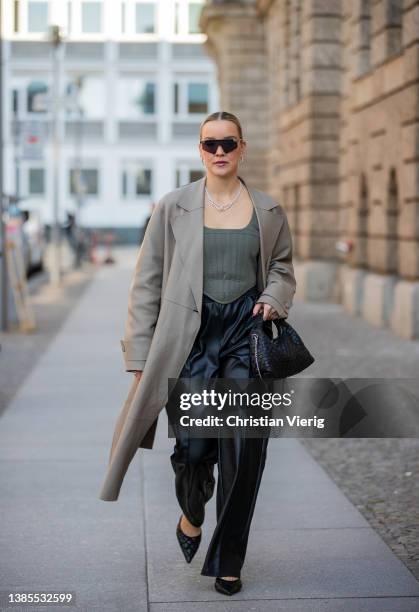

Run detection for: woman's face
[[199, 120, 246, 179]]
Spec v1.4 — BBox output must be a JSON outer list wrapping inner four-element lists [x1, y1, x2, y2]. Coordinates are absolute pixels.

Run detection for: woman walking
[[99, 111, 296, 596]]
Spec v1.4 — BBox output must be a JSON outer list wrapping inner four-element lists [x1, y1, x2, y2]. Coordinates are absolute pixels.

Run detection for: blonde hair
[[199, 111, 243, 141]]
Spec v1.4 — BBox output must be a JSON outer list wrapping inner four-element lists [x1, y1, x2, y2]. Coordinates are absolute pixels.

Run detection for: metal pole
[[0, 0, 8, 330], [49, 25, 63, 285], [74, 75, 84, 267], [12, 112, 20, 202]]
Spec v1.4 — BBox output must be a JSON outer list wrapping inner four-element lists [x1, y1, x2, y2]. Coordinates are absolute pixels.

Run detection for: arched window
[[356, 174, 369, 268], [388, 167, 398, 212], [386, 167, 399, 274]]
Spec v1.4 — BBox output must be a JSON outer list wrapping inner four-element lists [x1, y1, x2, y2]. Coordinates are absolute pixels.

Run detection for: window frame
[[10, 77, 52, 120], [172, 77, 210, 118], [27, 0, 49, 34], [64, 73, 106, 120], [12, 0, 50, 37], [18, 162, 46, 198], [60, 0, 105, 40], [27, 166, 46, 196], [68, 164, 101, 198], [80, 0, 103, 35], [119, 0, 159, 39], [120, 159, 154, 201], [116, 75, 157, 119], [172, 0, 204, 37], [175, 162, 204, 188]]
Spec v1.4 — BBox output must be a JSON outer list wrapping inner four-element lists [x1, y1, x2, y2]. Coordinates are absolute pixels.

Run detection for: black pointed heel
[[214, 577, 242, 596], [176, 515, 201, 563]]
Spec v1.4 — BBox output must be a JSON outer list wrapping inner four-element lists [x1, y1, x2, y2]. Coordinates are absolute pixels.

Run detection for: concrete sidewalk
[[1, 251, 419, 611]]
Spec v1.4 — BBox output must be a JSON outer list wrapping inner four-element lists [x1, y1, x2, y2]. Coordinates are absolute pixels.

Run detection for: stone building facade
[[200, 0, 419, 340]]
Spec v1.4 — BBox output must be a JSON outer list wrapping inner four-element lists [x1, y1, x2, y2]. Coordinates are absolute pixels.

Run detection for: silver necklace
[[205, 180, 242, 212]]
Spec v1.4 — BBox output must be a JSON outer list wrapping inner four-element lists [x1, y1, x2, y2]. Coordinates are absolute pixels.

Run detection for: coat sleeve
[[120, 197, 166, 371], [257, 210, 296, 319]]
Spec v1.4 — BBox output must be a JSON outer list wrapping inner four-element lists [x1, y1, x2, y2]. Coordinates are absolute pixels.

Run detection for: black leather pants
[[165, 285, 269, 577]]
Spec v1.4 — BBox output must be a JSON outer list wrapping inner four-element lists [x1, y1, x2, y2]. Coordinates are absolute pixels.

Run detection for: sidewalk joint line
[[139, 452, 151, 611]]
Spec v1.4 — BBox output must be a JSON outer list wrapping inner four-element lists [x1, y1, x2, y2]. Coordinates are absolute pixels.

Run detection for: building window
[[76, 76, 104, 118], [27, 81, 48, 113], [12, 89, 19, 115], [121, 164, 152, 198], [356, 174, 369, 268], [28, 168, 45, 195], [121, 170, 128, 196], [176, 166, 204, 187], [386, 0, 403, 56], [173, 83, 179, 114], [188, 3, 202, 34], [69, 168, 99, 196], [358, 0, 372, 75], [187, 83, 208, 113], [135, 2, 155, 34], [385, 167, 399, 273], [117, 78, 155, 117], [81, 1, 102, 34], [27, 1, 49, 33], [173, 81, 209, 115], [174, 1, 203, 35], [136, 169, 152, 194]]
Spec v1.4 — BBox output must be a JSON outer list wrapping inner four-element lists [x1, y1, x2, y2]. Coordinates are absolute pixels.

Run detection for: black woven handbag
[[249, 313, 315, 379]]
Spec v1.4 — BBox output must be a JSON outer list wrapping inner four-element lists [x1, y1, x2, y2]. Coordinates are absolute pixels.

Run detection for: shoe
[[176, 515, 201, 563], [214, 577, 243, 596]]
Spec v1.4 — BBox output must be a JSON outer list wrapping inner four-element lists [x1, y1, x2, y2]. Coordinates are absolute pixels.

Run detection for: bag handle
[[252, 311, 288, 335]]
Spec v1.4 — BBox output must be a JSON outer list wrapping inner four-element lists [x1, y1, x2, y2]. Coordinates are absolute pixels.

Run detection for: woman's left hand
[[252, 301, 279, 321]]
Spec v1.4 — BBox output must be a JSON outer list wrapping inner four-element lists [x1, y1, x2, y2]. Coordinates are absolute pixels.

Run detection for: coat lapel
[[169, 175, 281, 315]]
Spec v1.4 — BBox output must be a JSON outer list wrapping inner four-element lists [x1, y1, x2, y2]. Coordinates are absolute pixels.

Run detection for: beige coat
[[99, 175, 296, 501]]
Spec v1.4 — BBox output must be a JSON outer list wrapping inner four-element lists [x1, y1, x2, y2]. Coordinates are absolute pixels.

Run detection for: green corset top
[[203, 207, 260, 303]]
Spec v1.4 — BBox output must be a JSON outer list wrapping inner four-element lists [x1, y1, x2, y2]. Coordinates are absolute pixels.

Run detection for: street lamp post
[[0, 0, 7, 330], [73, 75, 85, 267], [49, 25, 64, 285]]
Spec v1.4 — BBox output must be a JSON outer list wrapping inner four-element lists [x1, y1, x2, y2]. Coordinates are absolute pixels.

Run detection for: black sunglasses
[[200, 138, 240, 154]]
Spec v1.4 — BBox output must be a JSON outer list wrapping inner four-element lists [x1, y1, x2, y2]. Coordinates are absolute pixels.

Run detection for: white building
[[2, 0, 219, 241]]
